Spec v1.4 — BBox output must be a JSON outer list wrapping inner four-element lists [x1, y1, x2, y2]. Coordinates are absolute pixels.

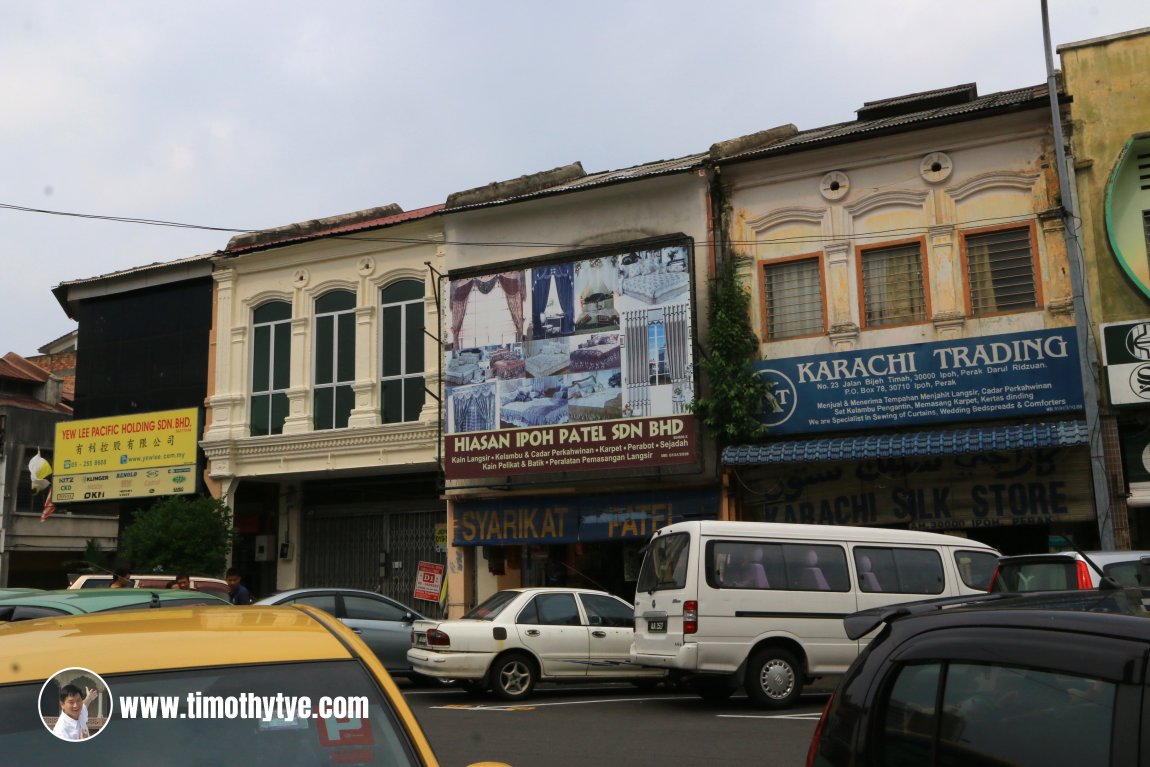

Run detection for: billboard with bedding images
[[444, 237, 699, 480]]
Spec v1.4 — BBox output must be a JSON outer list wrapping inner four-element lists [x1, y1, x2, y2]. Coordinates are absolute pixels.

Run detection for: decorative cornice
[[745, 206, 825, 234], [845, 189, 929, 218], [946, 171, 1040, 203], [202, 422, 440, 477]]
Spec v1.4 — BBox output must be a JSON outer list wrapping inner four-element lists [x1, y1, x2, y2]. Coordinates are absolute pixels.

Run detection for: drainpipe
[[1041, 0, 1114, 549]]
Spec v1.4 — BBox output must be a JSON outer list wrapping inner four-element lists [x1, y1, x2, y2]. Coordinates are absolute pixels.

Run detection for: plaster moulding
[[745, 206, 826, 236], [946, 171, 1040, 203], [845, 189, 930, 219], [819, 171, 850, 202], [291, 268, 310, 288], [920, 152, 954, 184]]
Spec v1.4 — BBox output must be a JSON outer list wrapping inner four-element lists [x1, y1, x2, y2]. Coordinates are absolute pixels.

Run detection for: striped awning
[[722, 420, 1089, 465]]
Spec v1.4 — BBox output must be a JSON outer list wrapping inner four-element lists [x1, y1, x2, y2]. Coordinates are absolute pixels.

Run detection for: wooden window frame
[[958, 221, 1043, 318], [759, 253, 827, 341], [856, 237, 931, 330]]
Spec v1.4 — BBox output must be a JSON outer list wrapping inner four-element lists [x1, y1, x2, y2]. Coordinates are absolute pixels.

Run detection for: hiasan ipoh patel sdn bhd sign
[[442, 237, 699, 481]]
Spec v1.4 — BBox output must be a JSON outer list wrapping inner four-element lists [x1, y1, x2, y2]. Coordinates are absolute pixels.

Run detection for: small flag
[[41, 488, 57, 521], [28, 451, 52, 494]]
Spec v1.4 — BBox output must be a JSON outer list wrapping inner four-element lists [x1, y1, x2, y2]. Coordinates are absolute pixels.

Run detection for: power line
[[0, 200, 1045, 252]]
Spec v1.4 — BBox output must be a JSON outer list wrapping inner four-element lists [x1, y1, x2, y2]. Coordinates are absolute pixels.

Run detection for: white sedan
[[407, 587, 664, 700]]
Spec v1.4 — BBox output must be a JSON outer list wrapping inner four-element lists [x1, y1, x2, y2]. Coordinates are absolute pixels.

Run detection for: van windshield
[[636, 532, 689, 593]]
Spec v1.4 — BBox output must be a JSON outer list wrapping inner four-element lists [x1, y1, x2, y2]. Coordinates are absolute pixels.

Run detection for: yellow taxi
[[0, 604, 510, 765]]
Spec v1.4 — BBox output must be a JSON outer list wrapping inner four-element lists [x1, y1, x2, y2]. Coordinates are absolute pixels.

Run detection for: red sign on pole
[[413, 561, 445, 602]]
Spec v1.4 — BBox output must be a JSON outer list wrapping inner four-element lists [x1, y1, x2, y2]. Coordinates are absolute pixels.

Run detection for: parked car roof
[[0, 605, 354, 680], [0, 587, 229, 620], [809, 588, 1150, 767]]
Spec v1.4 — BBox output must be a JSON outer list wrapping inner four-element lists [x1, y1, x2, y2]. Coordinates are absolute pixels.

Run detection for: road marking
[[430, 696, 675, 711], [718, 713, 823, 720]]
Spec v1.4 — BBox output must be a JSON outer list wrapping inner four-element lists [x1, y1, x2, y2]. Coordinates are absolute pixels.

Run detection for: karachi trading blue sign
[[754, 328, 1084, 435]]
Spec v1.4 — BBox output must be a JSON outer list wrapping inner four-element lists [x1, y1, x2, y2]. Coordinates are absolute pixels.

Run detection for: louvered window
[[861, 243, 926, 327], [965, 227, 1037, 315], [764, 258, 823, 339]]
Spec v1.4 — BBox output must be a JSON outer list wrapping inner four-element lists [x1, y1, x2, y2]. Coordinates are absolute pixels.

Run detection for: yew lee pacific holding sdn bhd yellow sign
[[52, 408, 199, 502]]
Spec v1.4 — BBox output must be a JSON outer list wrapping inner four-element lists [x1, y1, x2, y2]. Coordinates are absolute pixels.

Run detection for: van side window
[[709, 542, 775, 590], [784, 544, 849, 591], [855, 547, 944, 595]]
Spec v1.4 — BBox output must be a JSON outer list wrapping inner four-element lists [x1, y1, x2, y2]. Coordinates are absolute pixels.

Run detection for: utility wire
[[1, 200, 1051, 252]]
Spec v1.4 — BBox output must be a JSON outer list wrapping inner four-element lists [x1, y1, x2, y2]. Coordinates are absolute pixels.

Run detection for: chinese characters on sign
[[53, 408, 199, 502]]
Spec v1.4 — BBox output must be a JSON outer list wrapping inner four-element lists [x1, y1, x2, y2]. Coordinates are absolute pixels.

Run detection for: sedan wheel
[[491, 652, 537, 701]]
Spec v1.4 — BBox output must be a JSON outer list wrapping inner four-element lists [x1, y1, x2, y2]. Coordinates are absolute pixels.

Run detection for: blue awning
[[722, 420, 1089, 465]]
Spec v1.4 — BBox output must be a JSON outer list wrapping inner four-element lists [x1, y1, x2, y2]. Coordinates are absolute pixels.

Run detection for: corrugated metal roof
[[718, 84, 1050, 164], [221, 203, 445, 256], [722, 420, 1088, 465], [54, 251, 215, 290], [443, 153, 709, 213], [0, 393, 72, 415], [0, 352, 51, 384]]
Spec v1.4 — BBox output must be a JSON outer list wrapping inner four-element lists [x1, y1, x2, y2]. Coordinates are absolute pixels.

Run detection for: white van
[[630, 520, 1000, 707]]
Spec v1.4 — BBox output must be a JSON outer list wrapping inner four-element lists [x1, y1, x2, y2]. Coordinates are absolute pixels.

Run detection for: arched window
[[251, 300, 291, 436], [313, 290, 356, 430], [380, 280, 425, 423]]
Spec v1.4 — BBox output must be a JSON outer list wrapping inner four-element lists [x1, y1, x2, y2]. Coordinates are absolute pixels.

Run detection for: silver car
[[255, 588, 429, 678], [989, 550, 1150, 592]]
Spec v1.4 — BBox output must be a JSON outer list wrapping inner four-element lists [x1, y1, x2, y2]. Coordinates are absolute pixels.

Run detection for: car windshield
[[463, 590, 520, 620], [5, 660, 422, 764], [636, 532, 689, 593]]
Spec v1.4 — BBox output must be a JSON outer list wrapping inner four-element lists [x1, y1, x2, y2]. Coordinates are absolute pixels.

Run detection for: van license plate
[[648, 619, 666, 633]]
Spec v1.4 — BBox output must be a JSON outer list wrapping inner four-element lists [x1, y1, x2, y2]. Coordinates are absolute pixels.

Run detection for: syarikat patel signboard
[[446, 414, 698, 479]]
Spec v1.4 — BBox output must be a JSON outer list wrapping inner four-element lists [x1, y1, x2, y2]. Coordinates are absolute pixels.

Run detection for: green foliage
[[82, 539, 110, 569], [121, 496, 234, 576], [691, 255, 770, 446]]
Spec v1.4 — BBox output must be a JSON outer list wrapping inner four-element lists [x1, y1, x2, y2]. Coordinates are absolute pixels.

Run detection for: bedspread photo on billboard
[[443, 238, 699, 481]]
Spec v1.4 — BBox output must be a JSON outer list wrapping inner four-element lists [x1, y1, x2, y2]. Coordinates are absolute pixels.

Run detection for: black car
[[807, 589, 1150, 767]]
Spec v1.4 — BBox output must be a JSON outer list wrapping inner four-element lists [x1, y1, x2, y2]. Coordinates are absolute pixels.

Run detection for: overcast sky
[[3, 1, 1149, 357]]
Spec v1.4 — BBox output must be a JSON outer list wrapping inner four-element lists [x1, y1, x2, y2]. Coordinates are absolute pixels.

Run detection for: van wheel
[[745, 648, 802, 709], [491, 652, 537, 701]]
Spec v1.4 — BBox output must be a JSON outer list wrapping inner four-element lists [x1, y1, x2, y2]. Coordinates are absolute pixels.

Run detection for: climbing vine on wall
[[690, 253, 770, 446]]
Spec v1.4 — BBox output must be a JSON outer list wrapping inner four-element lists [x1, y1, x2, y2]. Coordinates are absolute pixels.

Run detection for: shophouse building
[[0, 352, 85, 588], [48, 255, 215, 584], [200, 204, 448, 610], [438, 160, 724, 612], [1059, 28, 1150, 548], [715, 83, 1099, 555]]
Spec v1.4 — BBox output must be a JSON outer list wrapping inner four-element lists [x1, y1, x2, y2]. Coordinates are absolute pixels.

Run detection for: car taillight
[[1076, 560, 1093, 589], [805, 693, 835, 767], [987, 564, 1001, 592], [427, 629, 450, 646], [684, 601, 698, 634]]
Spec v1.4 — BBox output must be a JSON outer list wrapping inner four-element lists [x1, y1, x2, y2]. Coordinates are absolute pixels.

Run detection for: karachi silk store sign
[[443, 237, 699, 481]]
